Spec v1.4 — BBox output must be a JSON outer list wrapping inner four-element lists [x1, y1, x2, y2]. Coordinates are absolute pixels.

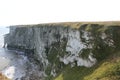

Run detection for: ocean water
[[0, 27, 29, 79], [0, 48, 28, 79]]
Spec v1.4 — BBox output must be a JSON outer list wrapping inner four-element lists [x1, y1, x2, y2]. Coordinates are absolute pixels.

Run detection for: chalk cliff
[[5, 22, 120, 80]]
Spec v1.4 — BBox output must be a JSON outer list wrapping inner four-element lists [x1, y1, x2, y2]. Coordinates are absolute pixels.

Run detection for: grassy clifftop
[[10, 21, 120, 28]]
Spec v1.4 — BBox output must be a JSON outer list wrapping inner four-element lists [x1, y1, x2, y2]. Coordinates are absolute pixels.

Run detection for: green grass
[[54, 51, 120, 80]]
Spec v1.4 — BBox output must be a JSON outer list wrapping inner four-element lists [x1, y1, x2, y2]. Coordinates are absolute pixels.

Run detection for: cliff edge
[[5, 22, 120, 80]]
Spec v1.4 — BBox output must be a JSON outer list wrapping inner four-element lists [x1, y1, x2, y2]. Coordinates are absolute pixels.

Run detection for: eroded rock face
[[5, 23, 120, 78], [0, 73, 9, 80]]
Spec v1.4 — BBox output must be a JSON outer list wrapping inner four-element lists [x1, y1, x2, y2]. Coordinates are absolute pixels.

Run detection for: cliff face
[[5, 23, 120, 79]]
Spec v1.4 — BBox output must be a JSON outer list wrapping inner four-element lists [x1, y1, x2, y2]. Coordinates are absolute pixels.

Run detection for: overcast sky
[[0, 0, 120, 26]]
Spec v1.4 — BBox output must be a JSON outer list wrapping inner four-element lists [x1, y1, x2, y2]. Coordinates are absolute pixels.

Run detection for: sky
[[0, 0, 120, 26]]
